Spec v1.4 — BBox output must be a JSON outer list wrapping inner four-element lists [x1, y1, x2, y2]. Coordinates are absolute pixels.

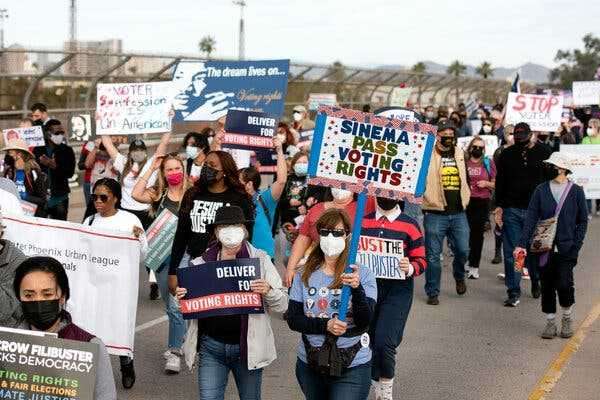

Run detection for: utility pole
[[0, 9, 8, 49], [69, 0, 77, 43], [233, 0, 246, 60]]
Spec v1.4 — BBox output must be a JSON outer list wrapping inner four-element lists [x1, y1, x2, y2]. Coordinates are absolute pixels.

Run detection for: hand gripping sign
[[307, 105, 436, 319]]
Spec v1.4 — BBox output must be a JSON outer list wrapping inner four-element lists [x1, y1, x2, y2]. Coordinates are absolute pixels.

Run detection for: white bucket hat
[[544, 152, 573, 170]]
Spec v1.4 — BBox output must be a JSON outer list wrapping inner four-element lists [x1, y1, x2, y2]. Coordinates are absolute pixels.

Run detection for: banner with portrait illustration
[[96, 81, 175, 135], [171, 60, 290, 122], [3, 215, 140, 357], [307, 105, 436, 201], [0, 327, 98, 400]]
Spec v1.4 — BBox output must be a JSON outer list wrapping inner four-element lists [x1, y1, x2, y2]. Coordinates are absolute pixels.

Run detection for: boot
[[491, 247, 502, 264]]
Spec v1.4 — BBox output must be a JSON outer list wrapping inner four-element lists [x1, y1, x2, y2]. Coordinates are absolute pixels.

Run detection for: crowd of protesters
[[0, 98, 593, 400]]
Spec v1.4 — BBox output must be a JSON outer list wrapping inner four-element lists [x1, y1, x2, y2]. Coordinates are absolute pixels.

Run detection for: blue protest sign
[[172, 60, 290, 122], [223, 109, 278, 151], [177, 258, 264, 320]]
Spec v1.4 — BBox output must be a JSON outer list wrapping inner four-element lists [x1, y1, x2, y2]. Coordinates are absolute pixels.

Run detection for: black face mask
[[199, 165, 219, 186], [538, 135, 549, 143], [21, 299, 61, 331], [470, 148, 484, 158], [3, 154, 15, 168], [440, 136, 455, 149], [376, 197, 398, 211], [514, 133, 531, 144]]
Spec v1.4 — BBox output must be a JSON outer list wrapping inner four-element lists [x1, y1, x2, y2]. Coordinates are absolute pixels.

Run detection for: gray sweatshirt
[[0, 239, 26, 328]]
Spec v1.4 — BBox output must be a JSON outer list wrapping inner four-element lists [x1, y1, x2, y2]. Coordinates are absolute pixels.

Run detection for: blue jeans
[[295, 359, 371, 400], [156, 258, 186, 350], [502, 208, 527, 298], [370, 278, 413, 380], [197, 335, 263, 400], [424, 212, 469, 297], [83, 181, 91, 206]]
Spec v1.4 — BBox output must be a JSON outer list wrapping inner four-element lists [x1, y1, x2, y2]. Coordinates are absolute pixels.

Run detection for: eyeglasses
[[318, 228, 347, 238], [91, 194, 109, 203]]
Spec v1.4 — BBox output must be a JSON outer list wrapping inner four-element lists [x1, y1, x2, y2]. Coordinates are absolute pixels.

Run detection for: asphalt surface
[[66, 189, 600, 400]]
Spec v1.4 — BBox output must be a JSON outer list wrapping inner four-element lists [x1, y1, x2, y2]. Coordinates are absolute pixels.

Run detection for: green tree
[[476, 61, 493, 79], [550, 33, 600, 88], [447, 60, 467, 77], [411, 62, 427, 74], [199, 36, 216, 59]]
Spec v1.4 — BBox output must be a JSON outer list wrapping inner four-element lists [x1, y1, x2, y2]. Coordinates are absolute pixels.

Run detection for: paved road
[[66, 189, 600, 400]]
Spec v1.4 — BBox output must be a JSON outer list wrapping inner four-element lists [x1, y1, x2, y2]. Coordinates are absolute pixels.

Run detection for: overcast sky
[[3, 0, 598, 68]]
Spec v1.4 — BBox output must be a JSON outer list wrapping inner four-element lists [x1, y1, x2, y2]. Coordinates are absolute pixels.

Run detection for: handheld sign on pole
[[307, 105, 436, 320]]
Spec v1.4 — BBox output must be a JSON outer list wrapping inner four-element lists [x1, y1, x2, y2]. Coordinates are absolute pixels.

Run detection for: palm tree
[[476, 61, 493, 79], [447, 60, 467, 77], [199, 36, 216, 59], [411, 62, 427, 74]]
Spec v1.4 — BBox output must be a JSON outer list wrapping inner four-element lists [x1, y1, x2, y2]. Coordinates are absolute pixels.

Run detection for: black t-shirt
[[168, 188, 254, 275], [201, 315, 241, 344], [440, 153, 462, 214]]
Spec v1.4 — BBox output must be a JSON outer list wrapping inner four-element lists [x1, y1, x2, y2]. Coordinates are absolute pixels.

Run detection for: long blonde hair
[[302, 208, 352, 289], [149, 154, 191, 217]]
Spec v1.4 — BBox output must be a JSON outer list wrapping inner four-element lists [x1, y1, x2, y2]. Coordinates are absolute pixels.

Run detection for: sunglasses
[[318, 228, 347, 238], [472, 146, 484, 151], [91, 194, 110, 203]]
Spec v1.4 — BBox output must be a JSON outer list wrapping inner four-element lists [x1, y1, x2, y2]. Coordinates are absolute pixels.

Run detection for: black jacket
[[33, 144, 76, 197]]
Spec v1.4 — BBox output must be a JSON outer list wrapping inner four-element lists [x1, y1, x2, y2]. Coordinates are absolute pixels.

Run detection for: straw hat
[[1, 138, 33, 156]]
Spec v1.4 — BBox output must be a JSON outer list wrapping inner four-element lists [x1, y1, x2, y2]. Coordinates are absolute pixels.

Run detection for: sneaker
[[371, 380, 382, 400], [121, 360, 136, 389], [541, 321, 558, 339], [497, 272, 506, 280], [150, 283, 160, 300], [456, 279, 467, 295], [378, 379, 393, 400], [522, 268, 531, 280], [560, 316, 574, 338], [531, 280, 541, 299], [468, 268, 480, 279], [427, 296, 439, 305], [164, 350, 181, 374], [503, 297, 520, 307]]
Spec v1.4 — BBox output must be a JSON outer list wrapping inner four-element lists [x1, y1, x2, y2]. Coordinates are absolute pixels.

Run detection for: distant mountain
[[378, 61, 551, 84]]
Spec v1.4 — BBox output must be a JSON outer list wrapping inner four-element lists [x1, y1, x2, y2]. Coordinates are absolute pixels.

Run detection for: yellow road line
[[529, 301, 600, 400]]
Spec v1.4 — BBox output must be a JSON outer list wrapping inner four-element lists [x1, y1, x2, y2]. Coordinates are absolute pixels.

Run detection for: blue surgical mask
[[294, 163, 308, 176], [186, 146, 199, 160]]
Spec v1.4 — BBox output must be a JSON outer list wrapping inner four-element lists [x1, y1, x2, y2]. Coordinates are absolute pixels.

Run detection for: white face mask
[[587, 127, 595, 136], [186, 146, 199, 160], [218, 226, 245, 248], [331, 188, 352, 201], [482, 125, 492, 134], [190, 163, 202, 179], [293, 112, 303, 122], [131, 151, 147, 163], [207, 136, 214, 146], [50, 134, 63, 145], [319, 234, 346, 257]]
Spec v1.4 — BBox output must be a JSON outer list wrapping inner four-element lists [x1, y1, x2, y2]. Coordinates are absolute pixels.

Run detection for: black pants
[[540, 253, 576, 314], [466, 197, 490, 269], [47, 198, 69, 221]]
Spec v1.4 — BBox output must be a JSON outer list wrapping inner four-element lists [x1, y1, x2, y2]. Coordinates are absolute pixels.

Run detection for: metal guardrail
[[0, 47, 512, 125]]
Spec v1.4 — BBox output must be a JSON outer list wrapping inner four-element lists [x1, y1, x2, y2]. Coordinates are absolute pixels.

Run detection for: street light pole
[[233, 0, 246, 60], [0, 9, 9, 49]]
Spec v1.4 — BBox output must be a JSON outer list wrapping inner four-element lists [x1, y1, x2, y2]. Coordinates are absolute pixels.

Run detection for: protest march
[[1, 3, 600, 400]]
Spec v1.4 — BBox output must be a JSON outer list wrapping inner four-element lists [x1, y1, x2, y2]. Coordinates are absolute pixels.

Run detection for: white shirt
[[83, 209, 148, 259], [374, 204, 414, 277], [113, 153, 157, 211], [0, 188, 24, 216]]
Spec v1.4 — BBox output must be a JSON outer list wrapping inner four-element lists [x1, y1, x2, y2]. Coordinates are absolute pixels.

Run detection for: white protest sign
[[96, 81, 174, 135], [307, 93, 337, 111], [457, 135, 499, 158], [505, 93, 563, 132], [560, 145, 600, 199], [572, 81, 600, 106], [2, 126, 45, 147], [389, 87, 412, 107], [3, 215, 140, 357], [357, 236, 405, 279]]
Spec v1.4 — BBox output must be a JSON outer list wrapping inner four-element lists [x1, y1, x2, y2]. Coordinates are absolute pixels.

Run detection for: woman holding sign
[[287, 208, 377, 400], [14, 256, 117, 400], [175, 205, 287, 400], [132, 153, 191, 374], [83, 177, 147, 390]]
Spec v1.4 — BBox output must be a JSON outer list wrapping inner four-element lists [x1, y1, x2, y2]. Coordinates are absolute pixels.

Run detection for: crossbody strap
[[257, 194, 273, 227], [554, 181, 573, 218]]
